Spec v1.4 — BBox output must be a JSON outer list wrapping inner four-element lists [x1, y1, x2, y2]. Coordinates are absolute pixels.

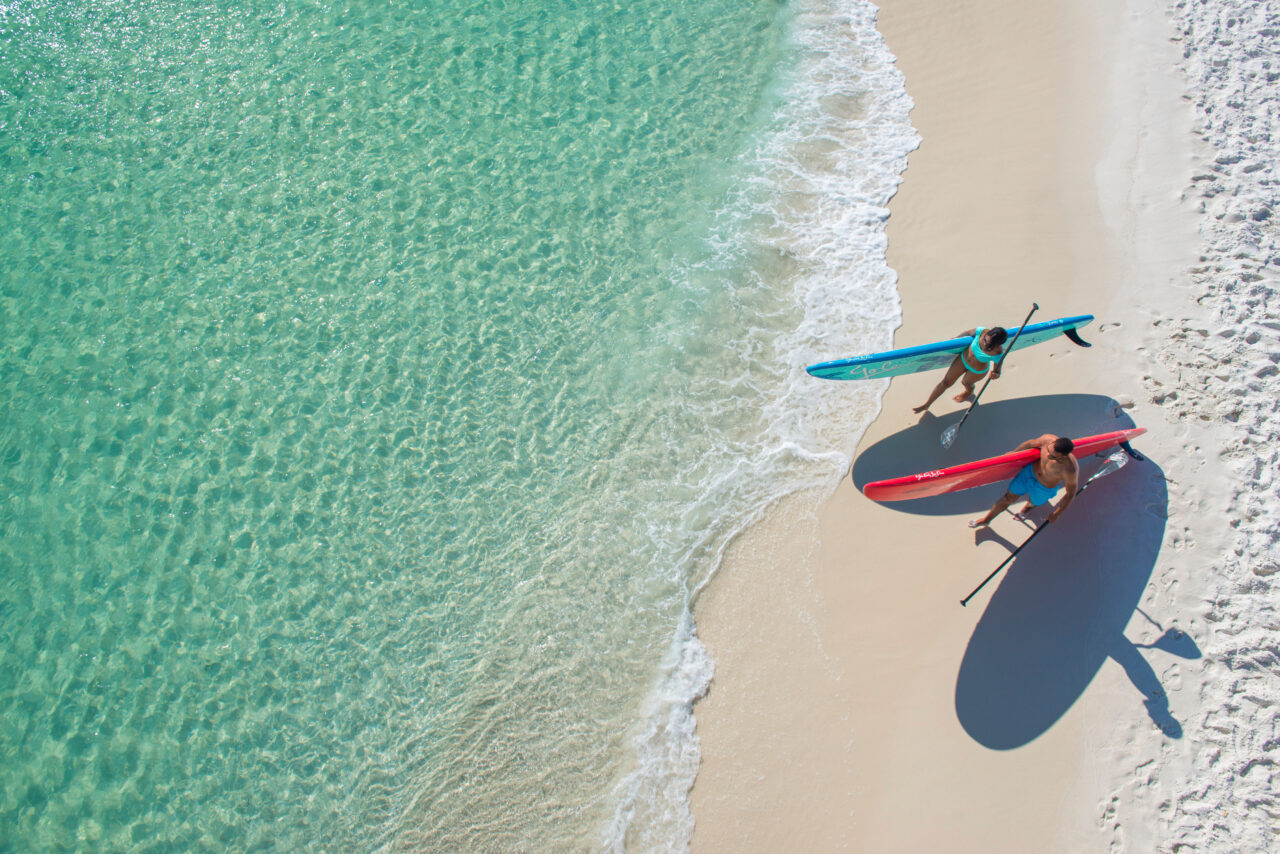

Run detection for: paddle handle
[[961, 523, 1045, 606]]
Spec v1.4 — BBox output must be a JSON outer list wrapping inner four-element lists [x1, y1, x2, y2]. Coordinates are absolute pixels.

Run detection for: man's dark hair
[[987, 326, 1009, 347], [1053, 436, 1075, 455]]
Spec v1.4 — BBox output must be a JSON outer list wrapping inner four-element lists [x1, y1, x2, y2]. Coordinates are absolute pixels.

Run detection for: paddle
[[941, 302, 1039, 450], [960, 450, 1130, 607]]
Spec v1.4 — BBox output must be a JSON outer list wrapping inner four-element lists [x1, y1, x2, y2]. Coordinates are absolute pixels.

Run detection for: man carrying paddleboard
[[968, 434, 1079, 528], [912, 326, 1009, 413]]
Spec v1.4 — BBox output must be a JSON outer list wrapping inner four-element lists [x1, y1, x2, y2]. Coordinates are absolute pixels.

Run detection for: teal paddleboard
[[806, 315, 1094, 381]]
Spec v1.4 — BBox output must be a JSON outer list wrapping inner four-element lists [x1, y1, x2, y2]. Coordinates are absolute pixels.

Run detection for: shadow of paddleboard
[[953, 454, 1173, 748], [850, 394, 1139, 516]]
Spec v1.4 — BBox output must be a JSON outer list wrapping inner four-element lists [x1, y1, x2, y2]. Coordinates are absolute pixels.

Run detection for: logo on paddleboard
[[913, 470, 944, 480]]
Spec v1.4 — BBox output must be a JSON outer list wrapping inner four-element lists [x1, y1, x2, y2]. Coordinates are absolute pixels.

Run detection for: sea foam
[[601, 0, 917, 848]]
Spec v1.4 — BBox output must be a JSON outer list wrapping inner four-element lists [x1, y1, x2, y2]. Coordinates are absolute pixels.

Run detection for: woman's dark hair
[[1053, 436, 1075, 455], [986, 326, 1009, 347]]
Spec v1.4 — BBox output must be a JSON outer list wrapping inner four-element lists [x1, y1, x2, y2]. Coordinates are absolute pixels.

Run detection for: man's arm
[[1012, 434, 1057, 453], [1048, 467, 1080, 523]]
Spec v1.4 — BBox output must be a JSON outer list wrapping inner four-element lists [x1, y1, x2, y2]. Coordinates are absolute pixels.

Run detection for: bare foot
[[968, 518, 989, 529], [912, 404, 929, 413], [1011, 504, 1037, 522], [953, 390, 974, 402]]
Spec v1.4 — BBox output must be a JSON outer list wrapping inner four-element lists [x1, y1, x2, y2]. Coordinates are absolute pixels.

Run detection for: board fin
[[1120, 441, 1145, 461], [1064, 327, 1092, 347]]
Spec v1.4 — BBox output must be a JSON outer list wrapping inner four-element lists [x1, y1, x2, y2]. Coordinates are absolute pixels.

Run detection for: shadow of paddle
[[953, 454, 1180, 748], [851, 394, 1138, 516]]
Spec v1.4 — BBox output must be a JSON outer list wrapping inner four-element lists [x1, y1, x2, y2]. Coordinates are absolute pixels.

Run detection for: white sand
[[1083, 1, 1280, 849], [690, 0, 1278, 849]]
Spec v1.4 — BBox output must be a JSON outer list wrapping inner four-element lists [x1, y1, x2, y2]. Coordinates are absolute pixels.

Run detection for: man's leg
[[1016, 483, 1060, 518], [969, 491, 1020, 528]]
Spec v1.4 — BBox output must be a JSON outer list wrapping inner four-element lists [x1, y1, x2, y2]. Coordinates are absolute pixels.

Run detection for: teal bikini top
[[963, 327, 1002, 369]]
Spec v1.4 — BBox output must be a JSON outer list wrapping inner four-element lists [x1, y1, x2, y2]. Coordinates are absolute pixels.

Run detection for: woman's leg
[[954, 367, 986, 402], [913, 358, 977, 413]]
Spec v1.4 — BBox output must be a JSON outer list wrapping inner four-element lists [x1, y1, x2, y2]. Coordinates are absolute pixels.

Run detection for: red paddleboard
[[862, 428, 1146, 502]]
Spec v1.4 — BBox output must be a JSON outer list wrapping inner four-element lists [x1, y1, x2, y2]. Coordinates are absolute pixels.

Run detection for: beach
[[692, 0, 1279, 851], [3, 0, 1274, 848]]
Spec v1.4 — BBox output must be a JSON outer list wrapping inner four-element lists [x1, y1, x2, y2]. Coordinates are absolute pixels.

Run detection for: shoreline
[[690, 0, 1216, 850]]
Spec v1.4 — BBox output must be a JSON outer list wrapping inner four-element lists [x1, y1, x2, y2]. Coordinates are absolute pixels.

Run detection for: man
[[969, 434, 1079, 528], [913, 326, 1009, 414]]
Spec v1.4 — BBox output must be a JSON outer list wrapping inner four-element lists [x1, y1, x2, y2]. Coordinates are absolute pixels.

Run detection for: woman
[[912, 326, 1009, 413]]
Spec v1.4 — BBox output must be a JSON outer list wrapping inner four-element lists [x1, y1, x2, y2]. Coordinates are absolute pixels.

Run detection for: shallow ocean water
[[0, 0, 912, 849]]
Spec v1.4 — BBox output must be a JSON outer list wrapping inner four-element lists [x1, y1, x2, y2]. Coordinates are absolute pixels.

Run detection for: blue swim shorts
[[1008, 463, 1061, 506]]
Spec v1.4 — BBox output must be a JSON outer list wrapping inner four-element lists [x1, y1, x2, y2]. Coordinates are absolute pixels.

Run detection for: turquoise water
[[0, 0, 913, 849]]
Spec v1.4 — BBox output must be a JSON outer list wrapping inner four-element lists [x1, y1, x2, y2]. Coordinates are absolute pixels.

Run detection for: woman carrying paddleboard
[[912, 326, 1009, 413]]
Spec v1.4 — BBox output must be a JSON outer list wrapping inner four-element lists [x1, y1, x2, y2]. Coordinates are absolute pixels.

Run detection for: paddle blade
[[940, 422, 958, 449], [1088, 450, 1129, 483]]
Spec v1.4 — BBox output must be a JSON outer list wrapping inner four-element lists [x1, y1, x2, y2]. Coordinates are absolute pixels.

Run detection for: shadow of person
[[952, 454, 1172, 749], [1108, 634, 1183, 737], [1112, 611, 1202, 736], [1136, 625, 1202, 660], [851, 394, 1138, 516]]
